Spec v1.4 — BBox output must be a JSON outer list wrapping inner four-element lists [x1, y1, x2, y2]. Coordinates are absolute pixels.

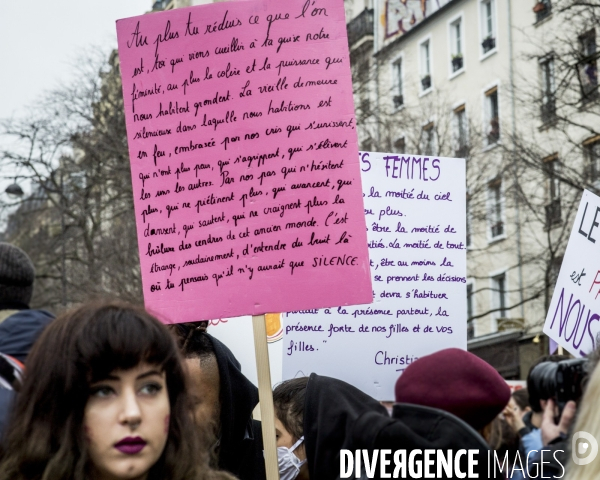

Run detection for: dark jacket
[[0, 389, 13, 439], [0, 308, 54, 363], [304, 373, 389, 480], [522, 411, 536, 432], [303, 373, 494, 480], [0, 307, 54, 440], [207, 334, 266, 480]]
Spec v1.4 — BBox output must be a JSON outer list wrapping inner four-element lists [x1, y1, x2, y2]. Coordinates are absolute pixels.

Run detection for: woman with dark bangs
[[0, 302, 234, 480]]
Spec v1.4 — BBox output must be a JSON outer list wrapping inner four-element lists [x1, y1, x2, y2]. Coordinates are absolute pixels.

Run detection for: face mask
[[277, 436, 306, 480]]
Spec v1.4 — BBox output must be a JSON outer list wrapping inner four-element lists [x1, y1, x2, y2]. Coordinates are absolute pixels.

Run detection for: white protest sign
[[207, 317, 284, 387], [282, 152, 467, 400], [543, 189, 600, 357]]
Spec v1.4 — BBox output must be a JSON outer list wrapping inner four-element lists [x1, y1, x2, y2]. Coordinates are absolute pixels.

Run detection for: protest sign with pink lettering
[[116, 0, 372, 323], [543, 189, 600, 357]]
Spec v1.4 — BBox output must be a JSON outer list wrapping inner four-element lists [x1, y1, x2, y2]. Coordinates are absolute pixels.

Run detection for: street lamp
[[5, 183, 24, 197], [4, 179, 67, 307]]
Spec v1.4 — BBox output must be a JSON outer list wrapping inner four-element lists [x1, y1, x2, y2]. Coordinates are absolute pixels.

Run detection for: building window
[[578, 30, 598, 101], [540, 57, 556, 123], [491, 272, 508, 324], [480, 0, 496, 54], [420, 39, 432, 92], [450, 18, 464, 73], [393, 58, 404, 108], [584, 136, 600, 185], [393, 137, 406, 154], [544, 155, 561, 227], [421, 122, 435, 156], [454, 105, 468, 157], [467, 283, 475, 339], [488, 178, 504, 239], [534, 0, 552, 23], [485, 86, 500, 145]]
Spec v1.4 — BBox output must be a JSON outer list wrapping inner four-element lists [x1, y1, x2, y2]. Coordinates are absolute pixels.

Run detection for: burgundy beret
[[394, 348, 511, 431]]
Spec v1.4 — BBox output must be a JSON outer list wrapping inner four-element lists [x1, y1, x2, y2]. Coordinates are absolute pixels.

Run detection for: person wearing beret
[[394, 348, 511, 440]]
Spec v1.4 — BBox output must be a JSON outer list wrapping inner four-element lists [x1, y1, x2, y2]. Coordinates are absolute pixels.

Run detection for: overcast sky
[[0, 0, 151, 121]]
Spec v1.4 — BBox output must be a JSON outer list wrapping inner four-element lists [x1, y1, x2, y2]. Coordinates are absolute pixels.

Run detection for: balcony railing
[[347, 8, 374, 47], [545, 198, 562, 227], [482, 36, 496, 54], [421, 75, 432, 91], [393, 95, 404, 109], [491, 221, 504, 238], [541, 97, 556, 123], [452, 56, 463, 72]]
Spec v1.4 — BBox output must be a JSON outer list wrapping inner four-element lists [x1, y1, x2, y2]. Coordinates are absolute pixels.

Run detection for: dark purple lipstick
[[114, 436, 147, 454]]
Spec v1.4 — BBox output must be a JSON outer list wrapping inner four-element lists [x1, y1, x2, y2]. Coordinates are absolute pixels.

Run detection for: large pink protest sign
[[116, 0, 372, 323]]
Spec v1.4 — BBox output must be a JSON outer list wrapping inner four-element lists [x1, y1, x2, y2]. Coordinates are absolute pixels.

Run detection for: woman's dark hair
[[273, 377, 309, 441], [511, 388, 529, 411], [0, 302, 231, 480], [486, 416, 519, 462]]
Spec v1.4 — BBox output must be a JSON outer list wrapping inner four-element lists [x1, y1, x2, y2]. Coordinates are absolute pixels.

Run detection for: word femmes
[[383, 156, 441, 182]]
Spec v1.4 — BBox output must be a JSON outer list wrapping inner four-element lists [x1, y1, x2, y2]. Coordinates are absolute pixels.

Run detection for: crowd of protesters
[[0, 241, 597, 480]]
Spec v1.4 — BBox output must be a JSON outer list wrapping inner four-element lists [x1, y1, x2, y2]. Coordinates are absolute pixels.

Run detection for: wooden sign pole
[[252, 314, 280, 480]]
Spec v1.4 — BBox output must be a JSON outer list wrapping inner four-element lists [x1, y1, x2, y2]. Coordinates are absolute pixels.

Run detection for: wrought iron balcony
[[541, 97, 556, 123], [482, 36, 496, 54], [451, 56, 463, 72], [347, 8, 374, 47], [545, 198, 562, 227], [491, 221, 504, 238], [421, 75, 432, 91], [393, 95, 404, 109]]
